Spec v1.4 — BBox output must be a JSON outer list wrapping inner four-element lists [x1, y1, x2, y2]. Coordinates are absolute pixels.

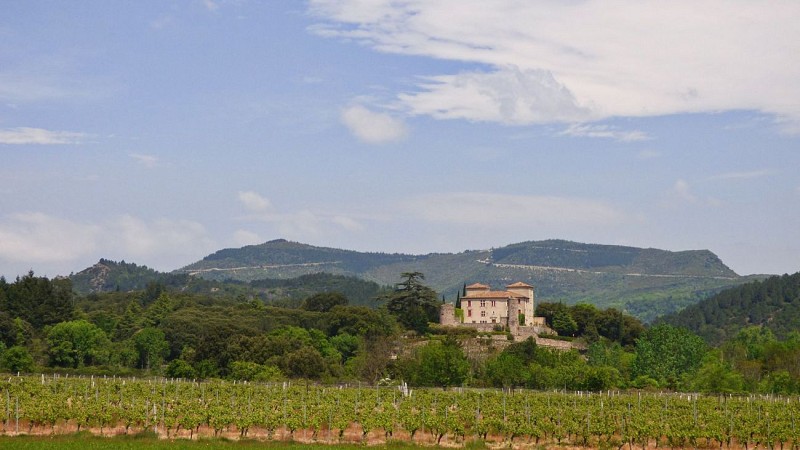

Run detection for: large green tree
[[633, 324, 707, 388], [5, 272, 74, 329], [403, 337, 469, 387], [383, 272, 440, 334], [46, 320, 111, 368], [132, 327, 170, 370]]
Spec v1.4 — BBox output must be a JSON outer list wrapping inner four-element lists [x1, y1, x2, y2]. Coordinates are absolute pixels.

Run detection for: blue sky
[[1, 0, 799, 278]]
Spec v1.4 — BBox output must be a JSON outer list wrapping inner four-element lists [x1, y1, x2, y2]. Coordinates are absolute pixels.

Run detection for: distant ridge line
[[476, 259, 739, 280], [180, 261, 342, 275]]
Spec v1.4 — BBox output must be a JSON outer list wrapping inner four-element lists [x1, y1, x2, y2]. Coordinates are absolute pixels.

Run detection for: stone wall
[[535, 336, 576, 351]]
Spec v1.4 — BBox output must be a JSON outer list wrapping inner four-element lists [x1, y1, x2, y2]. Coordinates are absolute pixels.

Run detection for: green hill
[[70, 258, 386, 308], [178, 239, 762, 321], [70, 259, 165, 293], [658, 271, 800, 345]]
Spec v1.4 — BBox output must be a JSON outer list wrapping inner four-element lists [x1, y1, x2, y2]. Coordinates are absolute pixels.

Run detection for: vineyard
[[2, 374, 800, 449]]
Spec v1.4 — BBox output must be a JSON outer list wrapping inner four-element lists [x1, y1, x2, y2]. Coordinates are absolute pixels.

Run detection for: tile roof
[[506, 281, 533, 288], [464, 290, 527, 299]]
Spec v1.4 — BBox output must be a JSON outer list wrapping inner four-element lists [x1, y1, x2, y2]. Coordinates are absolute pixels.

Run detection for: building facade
[[461, 282, 535, 325]]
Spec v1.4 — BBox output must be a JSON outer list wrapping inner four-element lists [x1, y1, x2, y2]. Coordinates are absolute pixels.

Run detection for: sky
[[1, 0, 799, 279]]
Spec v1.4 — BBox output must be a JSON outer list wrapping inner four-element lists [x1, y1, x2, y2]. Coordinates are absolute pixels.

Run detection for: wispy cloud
[[129, 153, 159, 168], [673, 179, 697, 202], [237, 191, 271, 212], [0, 67, 115, 104], [559, 124, 651, 142], [0, 127, 89, 145], [340, 104, 407, 144], [399, 66, 588, 124], [310, 1, 800, 128], [664, 179, 730, 208], [235, 192, 365, 238]]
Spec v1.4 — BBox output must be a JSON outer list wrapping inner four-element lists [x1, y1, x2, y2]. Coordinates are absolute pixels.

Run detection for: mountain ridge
[[173, 238, 761, 321]]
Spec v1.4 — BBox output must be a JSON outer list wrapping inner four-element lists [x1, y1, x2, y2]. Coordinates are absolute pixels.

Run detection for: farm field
[[2, 374, 800, 449]]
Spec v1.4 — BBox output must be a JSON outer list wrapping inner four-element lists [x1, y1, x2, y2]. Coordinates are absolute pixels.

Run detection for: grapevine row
[[1, 374, 799, 448]]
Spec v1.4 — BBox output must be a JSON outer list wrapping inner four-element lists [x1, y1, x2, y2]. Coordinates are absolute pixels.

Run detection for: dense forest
[[660, 272, 800, 344], [1, 269, 800, 394]]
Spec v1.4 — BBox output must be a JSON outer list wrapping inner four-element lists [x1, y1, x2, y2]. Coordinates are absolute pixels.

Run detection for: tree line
[[1, 270, 800, 393]]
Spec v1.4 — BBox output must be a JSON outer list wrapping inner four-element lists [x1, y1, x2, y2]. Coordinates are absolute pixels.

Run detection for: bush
[[2, 346, 34, 373], [166, 359, 197, 379], [228, 361, 284, 382]]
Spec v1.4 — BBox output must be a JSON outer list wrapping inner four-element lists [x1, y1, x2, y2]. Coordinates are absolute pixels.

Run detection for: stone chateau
[[440, 281, 554, 340]]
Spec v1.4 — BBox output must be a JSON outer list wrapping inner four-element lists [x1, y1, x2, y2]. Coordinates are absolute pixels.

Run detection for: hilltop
[[177, 239, 761, 321]]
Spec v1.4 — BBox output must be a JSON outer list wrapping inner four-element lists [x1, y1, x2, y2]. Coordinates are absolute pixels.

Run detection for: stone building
[[440, 281, 551, 338], [461, 282, 536, 326]]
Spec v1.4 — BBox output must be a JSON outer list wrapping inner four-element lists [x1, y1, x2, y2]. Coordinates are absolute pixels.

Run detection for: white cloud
[[0, 212, 216, 276], [402, 192, 627, 227], [0, 212, 100, 263], [664, 179, 730, 208], [559, 124, 650, 142], [237, 191, 271, 212], [400, 66, 588, 124], [331, 215, 364, 231], [233, 229, 262, 246], [129, 153, 159, 168], [109, 215, 215, 262], [340, 104, 407, 143], [236, 195, 368, 241], [670, 179, 697, 204], [310, 1, 800, 128], [0, 127, 89, 145]]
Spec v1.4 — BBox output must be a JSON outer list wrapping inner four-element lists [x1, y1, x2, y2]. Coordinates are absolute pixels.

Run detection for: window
[[468, 310, 472, 317], [467, 300, 471, 307], [491, 300, 496, 307], [480, 311, 486, 317], [480, 300, 486, 307]]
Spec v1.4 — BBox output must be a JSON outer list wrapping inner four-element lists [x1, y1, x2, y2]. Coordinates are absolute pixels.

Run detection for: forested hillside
[[70, 260, 388, 308], [177, 239, 760, 321], [659, 272, 800, 345]]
